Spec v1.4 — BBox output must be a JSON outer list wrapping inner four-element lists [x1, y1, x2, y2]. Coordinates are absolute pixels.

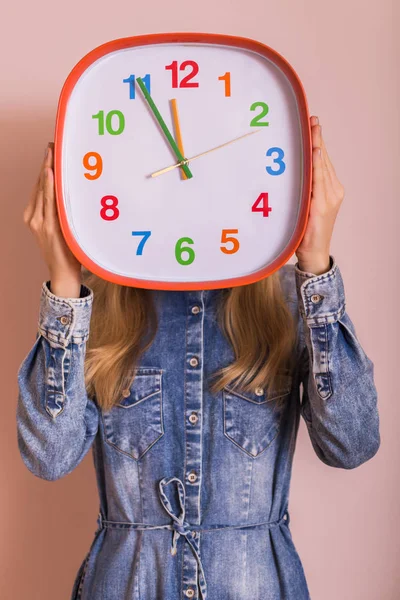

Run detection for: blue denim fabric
[[16, 255, 380, 600]]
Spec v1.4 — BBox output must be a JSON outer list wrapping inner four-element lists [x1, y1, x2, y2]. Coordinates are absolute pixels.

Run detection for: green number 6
[[175, 237, 195, 265]]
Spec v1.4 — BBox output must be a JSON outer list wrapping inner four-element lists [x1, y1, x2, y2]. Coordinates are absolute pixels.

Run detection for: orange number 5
[[220, 229, 239, 254]]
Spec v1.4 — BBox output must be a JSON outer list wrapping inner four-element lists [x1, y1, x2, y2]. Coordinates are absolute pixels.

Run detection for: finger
[[43, 147, 56, 223], [35, 143, 52, 187], [319, 130, 345, 198], [311, 145, 326, 201], [312, 124, 332, 186], [319, 131, 336, 182], [24, 144, 52, 223], [45, 142, 55, 169], [31, 167, 46, 225]]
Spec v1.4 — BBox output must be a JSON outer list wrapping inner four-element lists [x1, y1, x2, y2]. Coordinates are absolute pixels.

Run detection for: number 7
[[132, 231, 151, 255]]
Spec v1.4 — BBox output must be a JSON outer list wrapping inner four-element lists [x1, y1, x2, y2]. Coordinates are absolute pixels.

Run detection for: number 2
[[250, 102, 269, 127]]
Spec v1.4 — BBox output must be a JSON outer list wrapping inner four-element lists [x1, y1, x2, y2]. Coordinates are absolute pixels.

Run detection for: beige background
[[2, 0, 398, 598]]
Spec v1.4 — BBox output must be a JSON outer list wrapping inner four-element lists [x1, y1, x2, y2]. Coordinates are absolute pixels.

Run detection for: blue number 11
[[123, 74, 151, 99]]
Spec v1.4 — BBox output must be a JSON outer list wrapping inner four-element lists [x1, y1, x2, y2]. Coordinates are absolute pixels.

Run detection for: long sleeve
[[295, 255, 380, 469], [16, 280, 99, 481]]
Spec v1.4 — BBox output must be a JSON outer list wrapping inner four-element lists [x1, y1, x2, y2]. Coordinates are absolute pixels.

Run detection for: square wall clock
[[54, 32, 312, 290]]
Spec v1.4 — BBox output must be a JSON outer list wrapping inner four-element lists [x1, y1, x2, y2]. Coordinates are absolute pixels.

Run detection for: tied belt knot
[[158, 476, 200, 557], [158, 477, 207, 598], [97, 476, 290, 600]]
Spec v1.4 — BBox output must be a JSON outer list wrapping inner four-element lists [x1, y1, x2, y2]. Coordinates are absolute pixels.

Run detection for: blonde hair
[[82, 269, 297, 412]]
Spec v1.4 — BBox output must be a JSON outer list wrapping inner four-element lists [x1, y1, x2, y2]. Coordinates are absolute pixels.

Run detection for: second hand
[[149, 130, 261, 178]]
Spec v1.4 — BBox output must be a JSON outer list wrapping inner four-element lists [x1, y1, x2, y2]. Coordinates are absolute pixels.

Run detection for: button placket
[[182, 290, 205, 597]]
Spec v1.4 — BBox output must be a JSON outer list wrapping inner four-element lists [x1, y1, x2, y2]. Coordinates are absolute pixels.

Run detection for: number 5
[[220, 229, 240, 254]]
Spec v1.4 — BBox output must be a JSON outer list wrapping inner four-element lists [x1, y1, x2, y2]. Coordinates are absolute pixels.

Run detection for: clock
[[54, 32, 312, 291]]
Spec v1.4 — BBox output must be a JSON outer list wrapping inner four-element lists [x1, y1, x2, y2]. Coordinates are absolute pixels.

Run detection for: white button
[[189, 412, 198, 424], [311, 294, 322, 303], [189, 357, 199, 367], [188, 471, 197, 483], [283, 514, 288, 521], [191, 305, 201, 314], [185, 588, 195, 598], [60, 315, 70, 325], [255, 387, 264, 396]]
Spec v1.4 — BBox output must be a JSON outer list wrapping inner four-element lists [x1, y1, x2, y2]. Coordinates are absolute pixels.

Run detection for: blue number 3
[[266, 147, 286, 176]]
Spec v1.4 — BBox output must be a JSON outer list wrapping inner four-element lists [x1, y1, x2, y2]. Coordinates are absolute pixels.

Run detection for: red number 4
[[252, 193, 271, 217]]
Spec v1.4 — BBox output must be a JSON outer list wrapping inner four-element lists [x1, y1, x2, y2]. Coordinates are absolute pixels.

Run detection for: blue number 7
[[132, 231, 151, 255], [266, 147, 286, 176]]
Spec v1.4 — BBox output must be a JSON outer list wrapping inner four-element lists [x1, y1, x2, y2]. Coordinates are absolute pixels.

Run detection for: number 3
[[266, 147, 286, 176]]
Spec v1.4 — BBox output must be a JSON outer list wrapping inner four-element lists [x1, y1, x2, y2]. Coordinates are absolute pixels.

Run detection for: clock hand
[[136, 77, 193, 179], [170, 99, 188, 180], [149, 130, 260, 178]]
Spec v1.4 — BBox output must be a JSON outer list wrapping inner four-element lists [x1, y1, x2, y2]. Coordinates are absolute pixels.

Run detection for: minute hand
[[136, 77, 193, 179], [149, 130, 260, 178]]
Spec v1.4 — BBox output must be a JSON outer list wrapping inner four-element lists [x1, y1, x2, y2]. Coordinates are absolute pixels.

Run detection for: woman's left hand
[[295, 115, 345, 275]]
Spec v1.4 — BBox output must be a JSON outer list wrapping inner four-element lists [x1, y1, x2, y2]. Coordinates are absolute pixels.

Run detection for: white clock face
[[59, 38, 308, 288]]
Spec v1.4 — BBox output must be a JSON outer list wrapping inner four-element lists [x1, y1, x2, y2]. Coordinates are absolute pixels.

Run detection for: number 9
[[83, 152, 103, 180]]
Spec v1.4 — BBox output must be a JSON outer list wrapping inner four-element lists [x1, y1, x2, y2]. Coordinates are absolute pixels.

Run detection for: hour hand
[[136, 77, 193, 179]]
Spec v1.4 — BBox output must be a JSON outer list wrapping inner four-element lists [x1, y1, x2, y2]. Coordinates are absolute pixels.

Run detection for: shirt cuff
[[294, 255, 346, 326], [37, 280, 94, 347]]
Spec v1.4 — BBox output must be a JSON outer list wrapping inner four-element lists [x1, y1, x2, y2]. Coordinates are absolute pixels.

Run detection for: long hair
[[82, 268, 297, 412]]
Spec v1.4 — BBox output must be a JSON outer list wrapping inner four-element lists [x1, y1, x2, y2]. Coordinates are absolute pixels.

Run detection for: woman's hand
[[295, 115, 345, 275], [23, 143, 83, 297]]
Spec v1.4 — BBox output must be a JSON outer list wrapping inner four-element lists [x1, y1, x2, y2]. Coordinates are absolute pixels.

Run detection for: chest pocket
[[102, 368, 164, 461], [223, 378, 292, 458]]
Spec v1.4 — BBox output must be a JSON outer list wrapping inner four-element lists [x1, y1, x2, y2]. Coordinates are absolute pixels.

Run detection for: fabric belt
[[96, 476, 290, 600]]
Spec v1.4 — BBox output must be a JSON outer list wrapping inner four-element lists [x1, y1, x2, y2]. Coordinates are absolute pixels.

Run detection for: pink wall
[[3, 0, 398, 598]]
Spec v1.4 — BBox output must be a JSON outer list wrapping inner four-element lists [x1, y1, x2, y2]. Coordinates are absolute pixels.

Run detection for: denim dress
[[16, 255, 380, 600]]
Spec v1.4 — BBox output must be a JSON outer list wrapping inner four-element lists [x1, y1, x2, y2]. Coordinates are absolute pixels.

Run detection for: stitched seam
[[297, 259, 338, 286], [181, 307, 189, 599], [42, 280, 93, 307]]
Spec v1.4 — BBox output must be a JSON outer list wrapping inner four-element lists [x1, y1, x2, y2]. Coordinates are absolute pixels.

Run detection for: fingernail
[[45, 146, 49, 158], [318, 148, 321, 156], [315, 116, 319, 124]]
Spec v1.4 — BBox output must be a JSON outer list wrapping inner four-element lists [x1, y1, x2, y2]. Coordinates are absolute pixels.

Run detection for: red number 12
[[165, 61, 199, 88]]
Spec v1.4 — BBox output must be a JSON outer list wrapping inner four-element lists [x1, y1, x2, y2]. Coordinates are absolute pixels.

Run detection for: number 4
[[251, 193, 271, 217]]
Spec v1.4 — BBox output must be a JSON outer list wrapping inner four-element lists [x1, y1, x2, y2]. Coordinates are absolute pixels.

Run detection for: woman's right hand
[[23, 143, 83, 297]]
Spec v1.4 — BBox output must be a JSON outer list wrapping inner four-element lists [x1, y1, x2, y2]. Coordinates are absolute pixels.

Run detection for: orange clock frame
[[54, 32, 312, 291]]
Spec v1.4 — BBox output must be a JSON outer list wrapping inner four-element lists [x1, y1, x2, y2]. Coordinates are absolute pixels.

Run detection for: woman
[[17, 116, 380, 599]]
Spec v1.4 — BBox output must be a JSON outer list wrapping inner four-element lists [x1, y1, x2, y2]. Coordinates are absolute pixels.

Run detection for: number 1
[[218, 72, 231, 97]]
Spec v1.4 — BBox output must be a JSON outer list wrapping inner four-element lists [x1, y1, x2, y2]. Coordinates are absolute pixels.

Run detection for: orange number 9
[[83, 152, 103, 180]]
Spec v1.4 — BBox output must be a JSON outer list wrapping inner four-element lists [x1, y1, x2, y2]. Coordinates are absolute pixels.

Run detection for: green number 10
[[92, 110, 125, 135]]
